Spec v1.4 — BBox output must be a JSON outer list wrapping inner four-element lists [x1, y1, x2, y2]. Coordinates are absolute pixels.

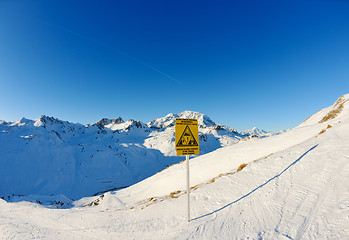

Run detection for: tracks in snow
[[187, 139, 349, 239]]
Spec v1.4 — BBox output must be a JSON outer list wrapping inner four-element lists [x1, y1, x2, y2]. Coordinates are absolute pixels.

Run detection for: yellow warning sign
[[175, 118, 200, 156]]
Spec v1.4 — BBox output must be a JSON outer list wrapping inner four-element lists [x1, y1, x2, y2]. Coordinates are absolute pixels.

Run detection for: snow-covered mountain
[[240, 127, 271, 137], [0, 111, 265, 200], [147, 111, 217, 128], [144, 111, 249, 156], [240, 127, 287, 139], [1, 94, 348, 239]]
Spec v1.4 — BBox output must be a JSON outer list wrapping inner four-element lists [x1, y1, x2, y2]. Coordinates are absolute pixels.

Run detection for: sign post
[[175, 118, 200, 222], [186, 154, 190, 222]]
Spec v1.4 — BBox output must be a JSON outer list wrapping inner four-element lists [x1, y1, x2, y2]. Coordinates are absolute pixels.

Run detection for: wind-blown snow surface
[[1, 95, 349, 239]]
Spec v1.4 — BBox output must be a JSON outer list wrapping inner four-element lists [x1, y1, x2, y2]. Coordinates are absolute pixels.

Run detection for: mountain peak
[[0, 120, 8, 125], [10, 117, 34, 127], [124, 119, 146, 130], [147, 110, 216, 128], [94, 117, 124, 129], [299, 93, 349, 127], [34, 115, 66, 127], [241, 127, 271, 137]]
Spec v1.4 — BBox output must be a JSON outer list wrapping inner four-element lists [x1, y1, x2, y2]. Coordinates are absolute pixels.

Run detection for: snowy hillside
[[90, 94, 349, 208], [0, 94, 348, 239], [0, 111, 260, 200]]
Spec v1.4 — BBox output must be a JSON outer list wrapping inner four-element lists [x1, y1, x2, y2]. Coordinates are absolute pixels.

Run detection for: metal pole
[[186, 154, 190, 222]]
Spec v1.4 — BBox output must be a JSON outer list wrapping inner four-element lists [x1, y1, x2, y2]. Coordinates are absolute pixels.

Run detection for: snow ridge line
[[192, 144, 319, 221]]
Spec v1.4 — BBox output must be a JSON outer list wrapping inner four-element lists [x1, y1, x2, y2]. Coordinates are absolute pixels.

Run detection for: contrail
[[38, 20, 182, 84]]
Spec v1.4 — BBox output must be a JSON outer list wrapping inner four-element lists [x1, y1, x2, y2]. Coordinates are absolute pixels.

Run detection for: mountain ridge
[[1, 95, 348, 240], [0, 111, 270, 200], [1, 111, 270, 135], [85, 94, 349, 213]]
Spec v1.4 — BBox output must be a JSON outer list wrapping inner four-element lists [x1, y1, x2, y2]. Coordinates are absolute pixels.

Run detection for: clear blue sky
[[0, 0, 348, 131]]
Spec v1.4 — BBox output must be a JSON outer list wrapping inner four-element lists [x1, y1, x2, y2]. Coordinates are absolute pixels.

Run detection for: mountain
[[147, 111, 217, 128], [93, 117, 125, 129], [144, 111, 248, 156], [77, 94, 349, 238], [240, 127, 271, 137], [106, 94, 349, 205], [0, 111, 266, 200], [1, 94, 348, 239]]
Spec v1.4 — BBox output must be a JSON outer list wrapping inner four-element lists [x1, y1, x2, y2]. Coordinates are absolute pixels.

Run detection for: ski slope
[[96, 95, 349, 206], [0, 94, 348, 239]]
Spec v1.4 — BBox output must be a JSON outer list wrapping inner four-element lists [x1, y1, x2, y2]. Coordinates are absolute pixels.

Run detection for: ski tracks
[[277, 149, 348, 239], [188, 141, 348, 239]]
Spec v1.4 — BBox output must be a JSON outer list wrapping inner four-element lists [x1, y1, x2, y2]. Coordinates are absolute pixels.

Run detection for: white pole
[[186, 154, 190, 222]]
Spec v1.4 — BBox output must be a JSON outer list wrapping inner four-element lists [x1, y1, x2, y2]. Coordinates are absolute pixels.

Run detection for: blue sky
[[0, 0, 348, 131]]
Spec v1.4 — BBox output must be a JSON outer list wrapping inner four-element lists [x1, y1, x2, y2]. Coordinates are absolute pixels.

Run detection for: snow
[[0, 95, 348, 239], [109, 95, 349, 206], [241, 127, 271, 137], [104, 119, 144, 131], [9, 117, 33, 127], [147, 111, 216, 128], [0, 111, 260, 200]]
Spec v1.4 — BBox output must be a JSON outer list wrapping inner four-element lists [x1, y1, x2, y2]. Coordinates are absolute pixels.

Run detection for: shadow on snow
[[192, 144, 319, 221]]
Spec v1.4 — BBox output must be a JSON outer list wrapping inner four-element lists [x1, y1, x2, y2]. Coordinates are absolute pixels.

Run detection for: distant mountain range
[[0, 111, 275, 200]]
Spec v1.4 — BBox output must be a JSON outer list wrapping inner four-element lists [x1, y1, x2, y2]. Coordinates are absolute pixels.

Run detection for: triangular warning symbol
[[176, 125, 198, 147]]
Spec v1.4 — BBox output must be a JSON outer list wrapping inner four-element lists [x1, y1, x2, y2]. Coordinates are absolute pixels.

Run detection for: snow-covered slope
[[0, 111, 261, 200], [95, 94, 349, 207], [0, 115, 172, 199], [0, 94, 348, 239]]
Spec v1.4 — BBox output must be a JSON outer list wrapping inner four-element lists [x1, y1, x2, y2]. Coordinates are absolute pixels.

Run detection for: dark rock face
[[211, 124, 224, 131], [111, 117, 124, 124], [125, 120, 145, 131], [94, 117, 124, 129]]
